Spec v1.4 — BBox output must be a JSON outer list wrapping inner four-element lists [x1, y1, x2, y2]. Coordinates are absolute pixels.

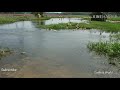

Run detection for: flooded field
[[0, 19, 120, 78]]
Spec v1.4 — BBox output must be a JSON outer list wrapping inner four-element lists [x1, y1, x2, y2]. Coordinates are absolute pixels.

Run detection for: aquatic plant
[[0, 47, 13, 59], [87, 41, 120, 60]]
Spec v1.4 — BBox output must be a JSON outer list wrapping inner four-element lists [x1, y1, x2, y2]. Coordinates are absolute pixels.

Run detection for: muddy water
[[0, 20, 120, 78]]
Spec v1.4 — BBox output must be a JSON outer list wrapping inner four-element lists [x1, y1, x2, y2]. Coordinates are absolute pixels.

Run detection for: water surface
[[0, 21, 120, 78]]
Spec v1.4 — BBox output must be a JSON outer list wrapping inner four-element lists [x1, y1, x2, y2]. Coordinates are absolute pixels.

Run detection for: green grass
[[37, 23, 84, 30], [37, 21, 120, 32], [48, 15, 90, 18], [87, 41, 120, 60], [110, 33, 120, 41], [32, 17, 51, 20], [0, 15, 50, 24], [107, 17, 120, 21], [0, 15, 35, 24], [90, 21, 120, 32], [0, 16, 17, 24]]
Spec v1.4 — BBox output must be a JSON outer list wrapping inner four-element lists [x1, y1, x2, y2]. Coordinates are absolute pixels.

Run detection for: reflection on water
[[37, 18, 89, 25], [0, 21, 120, 78], [37, 20, 45, 25]]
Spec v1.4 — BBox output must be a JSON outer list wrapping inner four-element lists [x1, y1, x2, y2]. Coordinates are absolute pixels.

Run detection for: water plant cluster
[[0, 47, 12, 59]]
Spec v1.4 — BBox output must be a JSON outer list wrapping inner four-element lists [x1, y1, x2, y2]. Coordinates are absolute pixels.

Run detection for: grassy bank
[[107, 17, 120, 21], [37, 21, 120, 32], [47, 15, 90, 18], [0, 15, 50, 24], [0, 15, 35, 24], [32, 17, 51, 21]]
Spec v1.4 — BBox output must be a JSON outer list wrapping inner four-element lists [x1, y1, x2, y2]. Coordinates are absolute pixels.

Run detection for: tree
[[32, 12, 44, 18], [39, 12, 44, 17]]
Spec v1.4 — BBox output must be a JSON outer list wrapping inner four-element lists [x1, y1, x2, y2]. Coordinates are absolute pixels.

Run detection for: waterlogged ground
[[0, 20, 120, 78]]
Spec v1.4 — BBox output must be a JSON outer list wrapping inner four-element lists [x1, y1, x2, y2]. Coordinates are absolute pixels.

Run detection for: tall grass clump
[[87, 41, 120, 60], [0, 16, 17, 24]]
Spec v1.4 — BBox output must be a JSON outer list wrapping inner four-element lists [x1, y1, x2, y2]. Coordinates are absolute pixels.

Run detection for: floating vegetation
[[0, 47, 13, 60]]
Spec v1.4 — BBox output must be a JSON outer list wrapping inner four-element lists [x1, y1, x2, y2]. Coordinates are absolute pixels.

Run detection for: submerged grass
[[87, 41, 120, 61]]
